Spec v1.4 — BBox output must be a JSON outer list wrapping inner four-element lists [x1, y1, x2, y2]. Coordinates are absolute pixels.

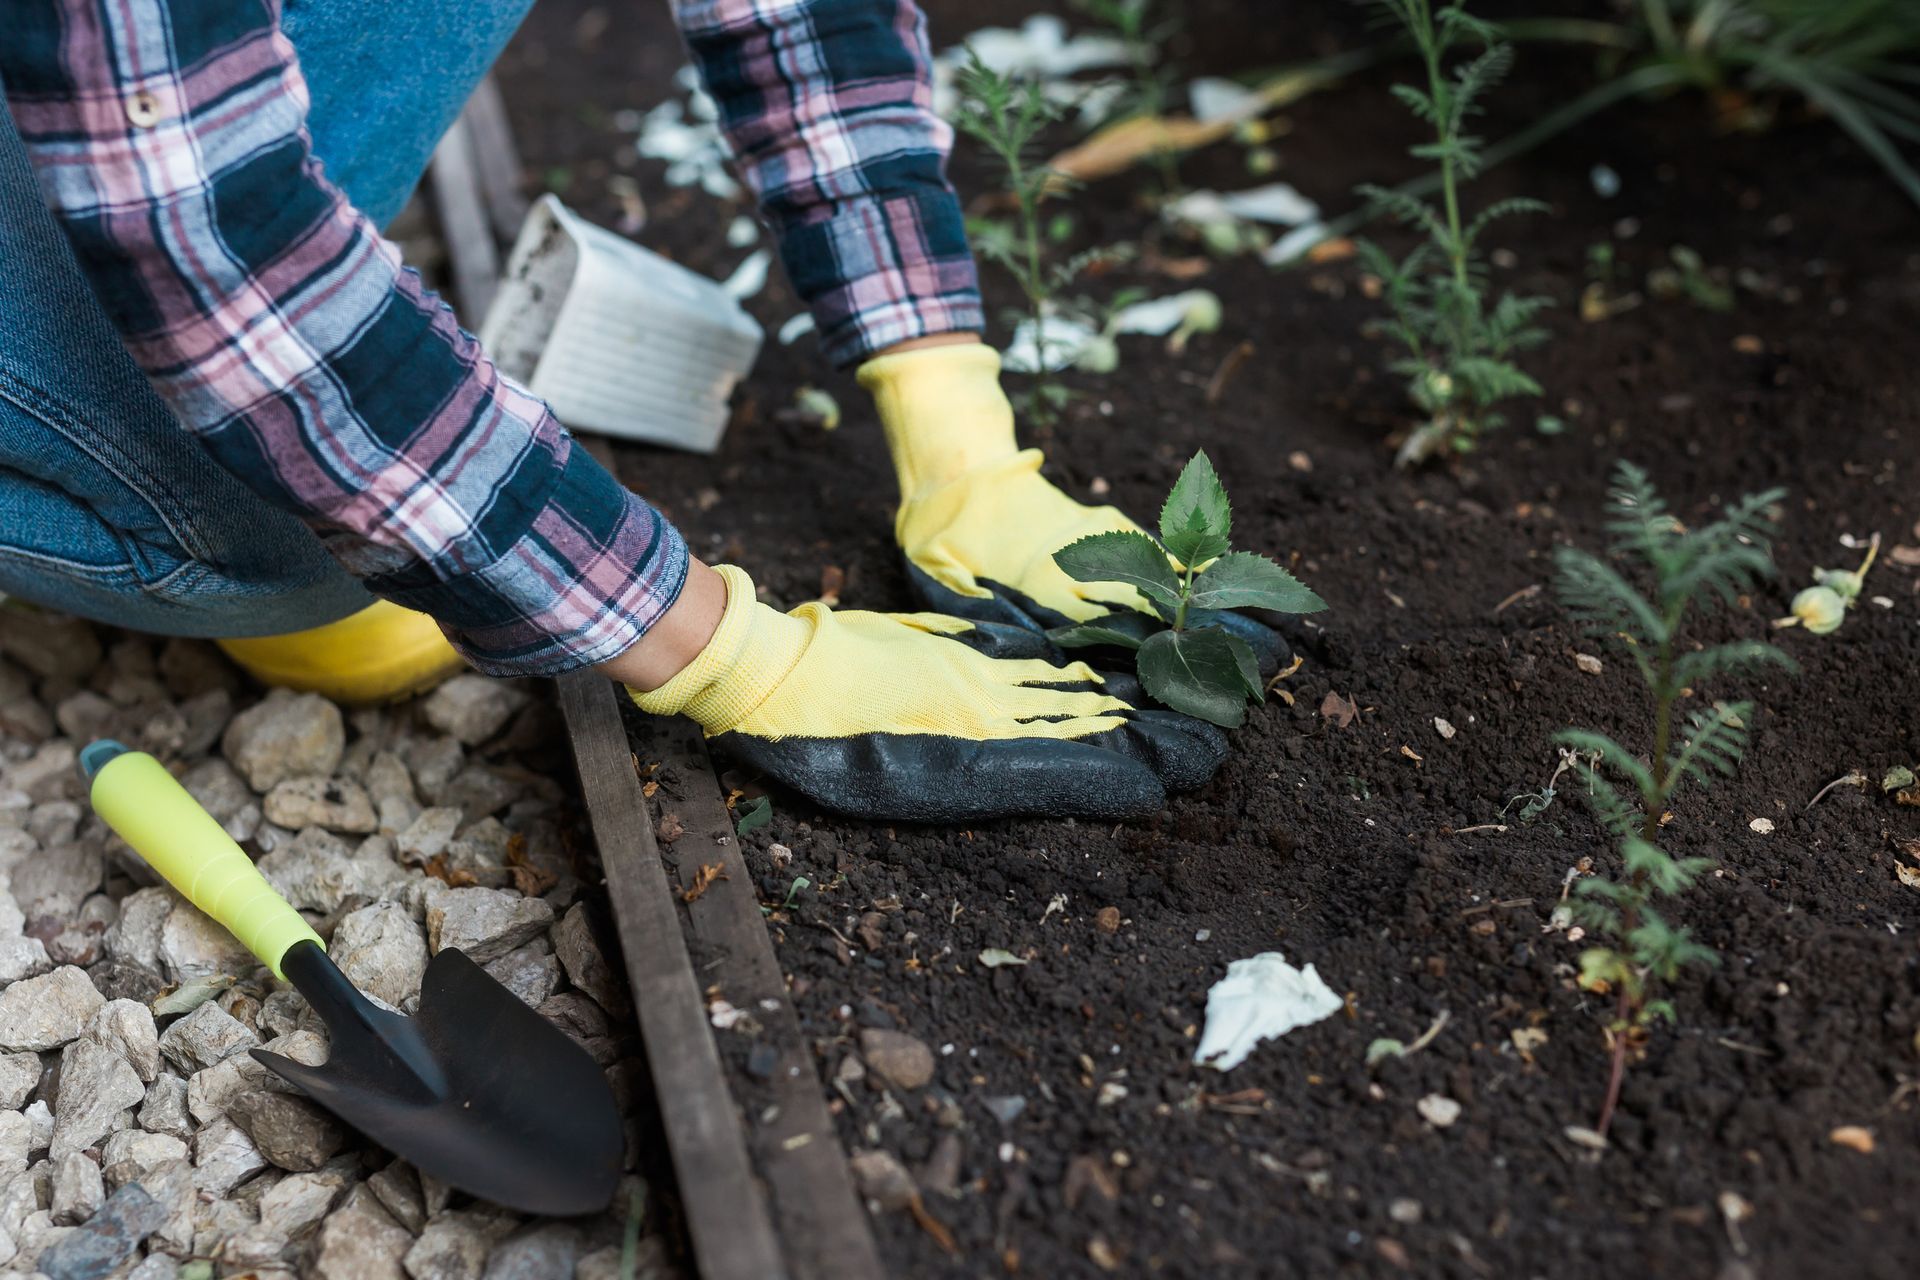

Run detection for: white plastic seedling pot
[[479, 195, 763, 453]]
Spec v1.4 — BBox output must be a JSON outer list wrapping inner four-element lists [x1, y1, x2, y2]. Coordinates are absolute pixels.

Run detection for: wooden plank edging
[[557, 673, 787, 1280]]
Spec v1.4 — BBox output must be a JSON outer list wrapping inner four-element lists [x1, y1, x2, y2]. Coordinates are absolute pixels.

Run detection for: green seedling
[[1775, 534, 1878, 635], [1580, 241, 1642, 322], [1647, 245, 1733, 312], [1048, 451, 1326, 727], [1553, 461, 1794, 1138], [955, 54, 1116, 426], [1354, 0, 1552, 467], [735, 794, 773, 836], [760, 875, 811, 917]]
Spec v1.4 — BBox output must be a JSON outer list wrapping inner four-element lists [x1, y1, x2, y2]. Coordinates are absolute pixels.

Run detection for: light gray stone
[[436, 767, 522, 819], [8, 839, 103, 921], [424, 887, 553, 964], [53, 691, 119, 743], [0, 967, 105, 1052], [221, 690, 345, 793], [312, 1184, 410, 1280], [157, 896, 255, 982], [422, 677, 527, 747], [0, 1109, 30, 1178], [179, 758, 260, 845], [365, 752, 420, 835], [481, 940, 559, 1009], [0, 934, 52, 984], [330, 903, 428, 1010], [191, 1116, 267, 1197], [23, 1099, 52, 1154], [226, 1091, 347, 1172], [49, 1152, 104, 1226], [4, 740, 81, 803], [256, 1168, 347, 1238], [257, 828, 409, 915], [404, 1209, 513, 1280], [263, 777, 377, 835], [443, 818, 511, 877], [51, 1037, 144, 1159], [395, 808, 462, 866], [136, 1074, 192, 1141], [101, 1130, 189, 1190], [157, 1000, 258, 1074], [553, 904, 629, 1018], [859, 1028, 934, 1091], [481, 1223, 580, 1280], [128, 1252, 180, 1280], [103, 887, 171, 973], [0, 1052, 41, 1110], [365, 1161, 424, 1235], [408, 738, 465, 804], [83, 1000, 159, 1083]]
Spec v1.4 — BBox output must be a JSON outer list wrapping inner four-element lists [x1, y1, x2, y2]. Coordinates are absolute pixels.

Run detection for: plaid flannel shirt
[[1, 0, 979, 675]]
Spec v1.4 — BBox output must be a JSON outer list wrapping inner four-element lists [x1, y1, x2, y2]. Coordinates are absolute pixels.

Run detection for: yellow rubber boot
[[216, 600, 466, 704]]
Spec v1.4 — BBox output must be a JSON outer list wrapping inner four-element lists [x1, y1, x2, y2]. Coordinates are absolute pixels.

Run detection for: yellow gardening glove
[[859, 341, 1289, 673], [627, 566, 1224, 821]]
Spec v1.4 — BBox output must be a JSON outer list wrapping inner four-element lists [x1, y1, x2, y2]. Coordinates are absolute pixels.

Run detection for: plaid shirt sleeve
[[0, 0, 688, 677], [674, 0, 984, 367]]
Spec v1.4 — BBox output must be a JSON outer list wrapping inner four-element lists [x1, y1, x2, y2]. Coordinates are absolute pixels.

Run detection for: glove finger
[[1188, 607, 1292, 678], [904, 558, 1073, 633], [926, 617, 1060, 663], [709, 730, 1167, 822], [1083, 709, 1229, 793]]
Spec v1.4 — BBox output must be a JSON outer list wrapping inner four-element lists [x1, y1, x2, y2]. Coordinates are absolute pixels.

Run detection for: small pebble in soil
[[1416, 1094, 1461, 1128], [1749, 817, 1775, 834], [1094, 907, 1121, 934]]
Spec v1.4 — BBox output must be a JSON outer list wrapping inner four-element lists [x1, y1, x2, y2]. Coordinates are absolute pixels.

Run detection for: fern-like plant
[[1553, 461, 1794, 1138], [953, 54, 1098, 427], [1355, 0, 1551, 467]]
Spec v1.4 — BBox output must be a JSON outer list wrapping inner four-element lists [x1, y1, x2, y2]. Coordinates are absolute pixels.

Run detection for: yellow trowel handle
[[83, 741, 322, 979]]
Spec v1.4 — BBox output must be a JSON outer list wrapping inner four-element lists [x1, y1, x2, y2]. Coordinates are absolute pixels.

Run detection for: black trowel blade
[[254, 945, 623, 1216]]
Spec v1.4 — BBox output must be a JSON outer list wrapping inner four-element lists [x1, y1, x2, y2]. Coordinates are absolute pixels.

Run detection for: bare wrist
[[595, 557, 728, 691]]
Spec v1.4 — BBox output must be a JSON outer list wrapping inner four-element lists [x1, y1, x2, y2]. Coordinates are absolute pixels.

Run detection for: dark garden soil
[[500, 3, 1920, 1276]]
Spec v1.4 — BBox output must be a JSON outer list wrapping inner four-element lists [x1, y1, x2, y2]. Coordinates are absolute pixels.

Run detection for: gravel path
[[0, 605, 677, 1280]]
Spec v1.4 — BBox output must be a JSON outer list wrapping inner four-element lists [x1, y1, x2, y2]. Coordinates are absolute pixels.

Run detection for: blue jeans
[[0, 0, 534, 638]]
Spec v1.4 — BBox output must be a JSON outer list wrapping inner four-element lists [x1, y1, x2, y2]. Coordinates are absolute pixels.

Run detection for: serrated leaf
[[1054, 531, 1183, 614], [1137, 627, 1255, 728], [1189, 552, 1327, 613], [1159, 451, 1231, 551], [1048, 612, 1158, 651]]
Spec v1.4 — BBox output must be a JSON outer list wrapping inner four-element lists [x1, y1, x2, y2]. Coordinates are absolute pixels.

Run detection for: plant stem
[[1594, 988, 1631, 1137], [1173, 560, 1197, 631]]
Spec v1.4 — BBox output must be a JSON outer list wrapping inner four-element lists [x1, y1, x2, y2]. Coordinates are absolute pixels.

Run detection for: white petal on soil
[[721, 249, 772, 301], [1190, 76, 1264, 123], [1109, 291, 1208, 337], [1003, 314, 1100, 374], [777, 313, 816, 345], [931, 17, 1132, 117], [1262, 222, 1330, 265], [1218, 183, 1319, 226], [1194, 952, 1343, 1072], [726, 215, 760, 248]]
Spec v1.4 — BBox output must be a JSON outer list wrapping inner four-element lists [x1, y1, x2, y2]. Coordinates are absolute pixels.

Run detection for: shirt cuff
[[775, 188, 984, 368], [364, 441, 690, 677]]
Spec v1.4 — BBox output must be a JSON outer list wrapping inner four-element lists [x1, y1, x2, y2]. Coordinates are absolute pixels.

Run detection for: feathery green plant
[[1355, 1, 1552, 468], [1049, 452, 1326, 728], [1553, 461, 1794, 1138], [953, 54, 1087, 426]]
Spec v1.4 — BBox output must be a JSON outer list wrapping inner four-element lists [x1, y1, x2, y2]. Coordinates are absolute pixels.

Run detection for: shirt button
[[126, 92, 162, 128]]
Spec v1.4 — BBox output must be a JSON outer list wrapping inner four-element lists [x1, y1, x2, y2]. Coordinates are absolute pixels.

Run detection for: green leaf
[[1047, 612, 1159, 651], [1054, 531, 1183, 615], [1159, 451, 1231, 563], [735, 795, 772, 836], [1190, 552, 1328, 613], [1137, 627, 1259, 728]]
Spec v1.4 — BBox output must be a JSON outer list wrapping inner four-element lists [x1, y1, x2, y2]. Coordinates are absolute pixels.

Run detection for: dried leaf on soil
[[1895, 863, 1920, 891], [1829, 1125, 1875, 1153], [682, 862, 728, 903], [1319, 690, 1359, 728], [656, 812, 686, 844]]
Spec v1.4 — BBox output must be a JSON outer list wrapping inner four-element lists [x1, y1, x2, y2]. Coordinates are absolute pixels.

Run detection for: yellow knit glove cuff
[[626, 565, 809, 733], [857, 342, 1020, 502]]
